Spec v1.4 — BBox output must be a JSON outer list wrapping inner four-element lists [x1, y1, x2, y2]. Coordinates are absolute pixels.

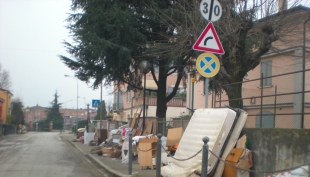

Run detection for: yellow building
[[0, 88, 13, 124]]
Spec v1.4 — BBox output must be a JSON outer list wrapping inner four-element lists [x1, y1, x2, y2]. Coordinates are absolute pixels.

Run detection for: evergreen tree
[[7, 98, 24, 124], [46, 91, 63, 129], [94, 100, 107, 120], [59, 0, 188, 124]]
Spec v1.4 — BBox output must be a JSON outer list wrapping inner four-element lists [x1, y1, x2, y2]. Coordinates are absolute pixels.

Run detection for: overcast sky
[[0, 0, 113, 109], [1, 0, 310, 110]]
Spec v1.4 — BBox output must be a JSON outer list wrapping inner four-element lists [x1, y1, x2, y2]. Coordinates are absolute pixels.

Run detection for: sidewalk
[[60, 131, 157, 177]]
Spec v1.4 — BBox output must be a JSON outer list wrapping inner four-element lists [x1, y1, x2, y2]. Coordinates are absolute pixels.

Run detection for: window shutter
[[266, 60, 272, 86]]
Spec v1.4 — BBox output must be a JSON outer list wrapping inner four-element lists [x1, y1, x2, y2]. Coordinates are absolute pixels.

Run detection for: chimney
[[279, 0, 287, 12]]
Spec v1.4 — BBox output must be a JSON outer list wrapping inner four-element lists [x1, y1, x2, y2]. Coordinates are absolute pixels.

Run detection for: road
[[0, 132, 103, 177]]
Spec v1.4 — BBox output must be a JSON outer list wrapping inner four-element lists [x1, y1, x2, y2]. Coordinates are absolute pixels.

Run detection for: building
[[191, 5, 310, 129], [112, 71, 187, 124], [111, 5, 310, 129], [24, 105, 48, 123], [0, 88, 13, 124], [24, 105, 97, 126], [60, 108, 97, 126]]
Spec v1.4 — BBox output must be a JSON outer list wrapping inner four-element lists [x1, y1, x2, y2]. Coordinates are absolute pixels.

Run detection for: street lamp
[[64, 75, 79, 127], [86, 104, 90, 132], [139, 60, 152, 133], [61, 100, 72, 109]]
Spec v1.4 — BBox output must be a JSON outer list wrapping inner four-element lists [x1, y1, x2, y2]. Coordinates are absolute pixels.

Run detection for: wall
[[0, 89, 12, 123], [240, 128, 310, 177]]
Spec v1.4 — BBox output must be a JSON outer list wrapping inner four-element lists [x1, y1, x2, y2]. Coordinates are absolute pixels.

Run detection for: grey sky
[[0, 0, 113, 109]]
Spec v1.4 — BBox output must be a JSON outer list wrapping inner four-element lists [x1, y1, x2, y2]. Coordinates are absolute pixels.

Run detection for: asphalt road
[[0, 132, 103, 177]]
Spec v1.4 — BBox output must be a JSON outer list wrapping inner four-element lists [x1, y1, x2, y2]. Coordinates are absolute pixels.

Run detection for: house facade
[[112, 72, 187, 124], [24, 105, 48, 123], [111, 6, 310, 129], [24, 105, 97, 126], [190, 6, 310, 129], [0, 88, 13, 124]]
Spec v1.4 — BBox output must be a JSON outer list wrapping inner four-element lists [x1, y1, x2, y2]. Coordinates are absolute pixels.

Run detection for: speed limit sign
[[200, 0, 222, 22]]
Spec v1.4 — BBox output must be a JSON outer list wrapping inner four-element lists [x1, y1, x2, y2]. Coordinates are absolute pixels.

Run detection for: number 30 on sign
[[200, 0, 222, 22]]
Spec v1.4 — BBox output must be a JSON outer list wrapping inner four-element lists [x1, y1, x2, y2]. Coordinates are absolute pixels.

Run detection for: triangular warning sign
[[192, 22, 225, 55]]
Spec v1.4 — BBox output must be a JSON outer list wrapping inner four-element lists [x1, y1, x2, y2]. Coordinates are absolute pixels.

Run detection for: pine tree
[[46, 91, 63, 129], [94, 100, 107, 120]]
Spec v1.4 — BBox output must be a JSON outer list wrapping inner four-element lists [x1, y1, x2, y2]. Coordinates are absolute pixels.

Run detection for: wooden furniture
[[223, 148, 244, 177], [98, 129, 108, 144], [138, 138, 157, 169]]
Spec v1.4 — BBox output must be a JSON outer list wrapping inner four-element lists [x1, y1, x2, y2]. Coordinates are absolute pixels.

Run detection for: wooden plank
[[142, 119, 157, 135]]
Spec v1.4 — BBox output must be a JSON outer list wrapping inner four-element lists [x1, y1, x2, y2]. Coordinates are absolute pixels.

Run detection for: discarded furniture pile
[[160, 108, 252, 177], [86, 108, 254, 177]]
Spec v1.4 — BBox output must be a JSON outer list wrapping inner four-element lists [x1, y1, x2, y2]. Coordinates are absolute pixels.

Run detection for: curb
[[88, 154, 131, 177], [63, 137, 130, 177]]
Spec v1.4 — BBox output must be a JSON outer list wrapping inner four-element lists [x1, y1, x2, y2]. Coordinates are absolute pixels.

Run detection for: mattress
[[161, 108, 237, 177], [213, 110, 248, 177]]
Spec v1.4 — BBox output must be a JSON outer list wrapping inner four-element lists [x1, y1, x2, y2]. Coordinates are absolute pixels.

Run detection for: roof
[[0, 88, 13, 96], [24, 105, 48, 110], [258, 5, 310, 22]]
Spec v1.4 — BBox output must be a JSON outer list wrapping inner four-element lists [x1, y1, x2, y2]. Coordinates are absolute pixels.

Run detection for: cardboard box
[[166, 127, 183, 147], [102, 147, 113, 157], [111, 150, 122, 158], [237, 149, 253, 169]]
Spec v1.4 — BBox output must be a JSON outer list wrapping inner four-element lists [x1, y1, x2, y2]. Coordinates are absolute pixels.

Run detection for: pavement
[[60, 131, 157, 177]]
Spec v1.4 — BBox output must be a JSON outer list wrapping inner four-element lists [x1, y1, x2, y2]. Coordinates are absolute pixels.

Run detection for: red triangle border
[[192, 22, 225, 55]]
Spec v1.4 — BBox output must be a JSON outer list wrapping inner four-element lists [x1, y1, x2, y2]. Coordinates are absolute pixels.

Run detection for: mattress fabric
[[161, 108, 237, 177]]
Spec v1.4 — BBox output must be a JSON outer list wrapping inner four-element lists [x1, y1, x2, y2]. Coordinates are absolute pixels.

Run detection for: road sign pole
[[205, 78, 209, 108]]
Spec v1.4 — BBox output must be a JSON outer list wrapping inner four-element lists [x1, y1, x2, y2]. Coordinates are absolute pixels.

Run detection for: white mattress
[[161, 108, 237, 177]]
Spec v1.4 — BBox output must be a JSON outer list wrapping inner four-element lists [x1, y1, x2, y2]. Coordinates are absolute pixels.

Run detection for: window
[[113, 90, 123, 110], [168, 86, 174, 94], [126, 91, 131, 103], [261, 60, 272, 87], [255, 111, 275, 128]]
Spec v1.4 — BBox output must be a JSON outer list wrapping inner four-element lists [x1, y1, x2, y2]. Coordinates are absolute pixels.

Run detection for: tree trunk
[[156, 60, 168, 135], [223, 77, 244, 109]]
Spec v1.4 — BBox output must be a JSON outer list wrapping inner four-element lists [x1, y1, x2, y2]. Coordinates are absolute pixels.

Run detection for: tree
[[46, 91, 63, 129], [138, 1, 304, 108], [10, 98, 24, 125], [60, 0, 190, 127], [60, 0, 302, 126], [94, 100, 107, 120], [6, 115, 16, 124], [0, 63, 12, 90]]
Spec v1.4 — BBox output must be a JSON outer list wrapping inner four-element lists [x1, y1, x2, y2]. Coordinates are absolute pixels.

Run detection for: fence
[[214, 68, 310, 129], [0, 124, 16, 135], [126, 132, 310, 177], [157, 116, 191, 136]]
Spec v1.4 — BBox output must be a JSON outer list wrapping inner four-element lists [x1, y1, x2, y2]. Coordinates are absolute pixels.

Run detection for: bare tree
[[142, 0, 306, 108], [0, 63, 12, 90]]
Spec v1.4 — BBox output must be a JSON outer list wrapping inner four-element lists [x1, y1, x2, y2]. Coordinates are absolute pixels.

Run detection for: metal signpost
[[193, 0, 224, 109], [196, 53, 220, 108]]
